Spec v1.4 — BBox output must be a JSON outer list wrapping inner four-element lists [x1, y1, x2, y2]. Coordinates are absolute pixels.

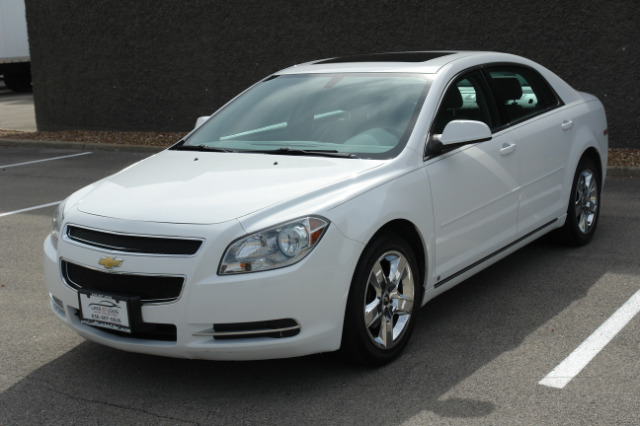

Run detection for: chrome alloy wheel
[[363, 250, 415, 349], [575, 169, 599, 234]]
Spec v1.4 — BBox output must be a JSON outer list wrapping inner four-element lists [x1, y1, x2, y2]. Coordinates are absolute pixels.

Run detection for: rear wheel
[[554, 156, 601, 245], [341, 233, 422, 366], [3, 73, 32, 92]]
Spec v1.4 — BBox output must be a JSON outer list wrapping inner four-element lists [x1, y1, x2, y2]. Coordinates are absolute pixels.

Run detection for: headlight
[[219, 216, 329, 274], [51, 199, 67, 248]]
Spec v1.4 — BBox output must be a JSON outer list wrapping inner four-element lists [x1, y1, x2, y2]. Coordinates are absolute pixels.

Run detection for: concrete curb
[[0, 138, 166, 153], [607, 167, 640, 178], [2, 137, 639, 176]]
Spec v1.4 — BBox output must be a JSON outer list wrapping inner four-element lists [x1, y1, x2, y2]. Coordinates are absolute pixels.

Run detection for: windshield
[[181, 74, 430, 159]]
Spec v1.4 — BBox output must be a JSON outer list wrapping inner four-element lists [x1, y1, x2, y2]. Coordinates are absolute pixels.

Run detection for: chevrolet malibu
[[44, 51, 608, 365]]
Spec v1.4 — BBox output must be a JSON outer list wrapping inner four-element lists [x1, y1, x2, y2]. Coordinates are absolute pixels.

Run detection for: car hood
[[75, 151, 383, 224]]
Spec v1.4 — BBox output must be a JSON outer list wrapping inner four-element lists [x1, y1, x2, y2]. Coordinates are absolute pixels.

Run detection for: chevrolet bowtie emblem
[[99, 257, 123, 269]]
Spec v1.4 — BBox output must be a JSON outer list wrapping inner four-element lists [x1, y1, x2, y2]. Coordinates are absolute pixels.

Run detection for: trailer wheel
[[3, 73, 32, 92]]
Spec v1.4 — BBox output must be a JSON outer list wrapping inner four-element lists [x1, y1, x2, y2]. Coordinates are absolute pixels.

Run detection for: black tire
[[341, 232, 422, 366], [3, 73, 32, 92], [553, 156, 601, 246]]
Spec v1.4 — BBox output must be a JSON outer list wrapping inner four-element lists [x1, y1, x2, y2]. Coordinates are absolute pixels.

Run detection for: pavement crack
[[22, 376, 201, 425]]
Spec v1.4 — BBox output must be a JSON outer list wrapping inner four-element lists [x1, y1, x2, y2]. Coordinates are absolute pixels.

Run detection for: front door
[[426, 70, 520, 285]]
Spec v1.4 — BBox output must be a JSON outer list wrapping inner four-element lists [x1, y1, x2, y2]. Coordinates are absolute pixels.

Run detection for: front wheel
[[554, 156, 601, 245], [341, 233, 422, 366]]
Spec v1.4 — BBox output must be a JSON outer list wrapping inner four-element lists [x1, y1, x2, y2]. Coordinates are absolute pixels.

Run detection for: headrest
[[442, 86, 463, 109], [493, 77, 523, 101]]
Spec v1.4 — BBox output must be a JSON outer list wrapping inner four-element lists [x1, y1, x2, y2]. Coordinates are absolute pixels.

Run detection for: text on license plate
[[78, 291, 132, 333]]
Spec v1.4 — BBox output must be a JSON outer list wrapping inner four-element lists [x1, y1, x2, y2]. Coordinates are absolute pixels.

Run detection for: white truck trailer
[[0, 0, 31, 92]]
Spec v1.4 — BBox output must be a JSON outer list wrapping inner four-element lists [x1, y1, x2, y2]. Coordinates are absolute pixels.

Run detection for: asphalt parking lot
[[1, 145, 639, 424]]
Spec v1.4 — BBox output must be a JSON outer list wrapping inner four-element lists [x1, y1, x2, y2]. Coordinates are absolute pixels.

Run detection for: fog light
[[50, 293, 64, 312]]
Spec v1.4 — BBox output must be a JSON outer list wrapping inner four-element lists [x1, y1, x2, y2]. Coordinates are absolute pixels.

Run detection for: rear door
[[484, 66, 567, 236]]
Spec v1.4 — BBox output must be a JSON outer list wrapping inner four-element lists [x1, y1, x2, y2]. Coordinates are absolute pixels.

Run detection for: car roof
[[274, 51, 580, 106], [276, 51, 521, 75]]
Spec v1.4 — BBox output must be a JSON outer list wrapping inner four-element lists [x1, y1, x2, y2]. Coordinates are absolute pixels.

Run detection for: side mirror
[[194, 116, 210, 129], [431, 120, 492, 153]]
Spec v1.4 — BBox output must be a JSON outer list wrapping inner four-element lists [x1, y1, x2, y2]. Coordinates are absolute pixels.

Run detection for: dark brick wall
[[25, 0, 639, 147]]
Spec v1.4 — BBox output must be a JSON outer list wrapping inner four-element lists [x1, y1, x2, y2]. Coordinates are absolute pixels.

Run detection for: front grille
[[66, 225, 202, 255], [106, 322, 177, 341], [78, 312, 178, 342], [61, 260, 184, 303]]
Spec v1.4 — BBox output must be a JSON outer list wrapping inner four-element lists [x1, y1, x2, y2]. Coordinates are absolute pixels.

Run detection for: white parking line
[[539, 289, 640, 389], [0, 151, 92, 169], [0, 201, 62, 218]]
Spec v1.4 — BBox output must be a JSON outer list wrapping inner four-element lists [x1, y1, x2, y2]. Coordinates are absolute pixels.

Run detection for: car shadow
[[1, 228, 626, 424]]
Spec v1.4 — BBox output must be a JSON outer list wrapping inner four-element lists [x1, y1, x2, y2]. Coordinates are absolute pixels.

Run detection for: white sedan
[[44, 51, 607, 365]]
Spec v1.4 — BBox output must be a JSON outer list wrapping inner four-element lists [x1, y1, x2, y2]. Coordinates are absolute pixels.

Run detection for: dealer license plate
[[78, 291, 133, 333]]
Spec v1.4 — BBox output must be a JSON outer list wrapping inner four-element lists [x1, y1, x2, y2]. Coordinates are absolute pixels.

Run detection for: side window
[[432, 70, 497, 134], [486, 66, 560, 123]]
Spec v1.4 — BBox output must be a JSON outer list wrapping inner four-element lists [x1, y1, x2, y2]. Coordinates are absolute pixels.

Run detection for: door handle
[[561, 120, 574, 131], [500, 143, 516, 156]]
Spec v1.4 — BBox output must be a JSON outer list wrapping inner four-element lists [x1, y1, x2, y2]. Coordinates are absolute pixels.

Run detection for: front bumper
[[44, 215, 361, 360]]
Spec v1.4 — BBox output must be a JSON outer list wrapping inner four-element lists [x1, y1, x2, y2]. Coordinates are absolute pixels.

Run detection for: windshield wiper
[[170, 144, 238, 153], [246, 147, 358, 158], [170, 143, 358, 158]]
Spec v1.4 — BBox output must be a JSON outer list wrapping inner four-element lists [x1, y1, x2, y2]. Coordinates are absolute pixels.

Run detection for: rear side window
[[485, 66, 560, 124]]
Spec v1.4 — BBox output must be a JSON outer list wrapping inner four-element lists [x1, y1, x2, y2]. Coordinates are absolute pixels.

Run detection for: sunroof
[[315, 51, 456, 64]]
